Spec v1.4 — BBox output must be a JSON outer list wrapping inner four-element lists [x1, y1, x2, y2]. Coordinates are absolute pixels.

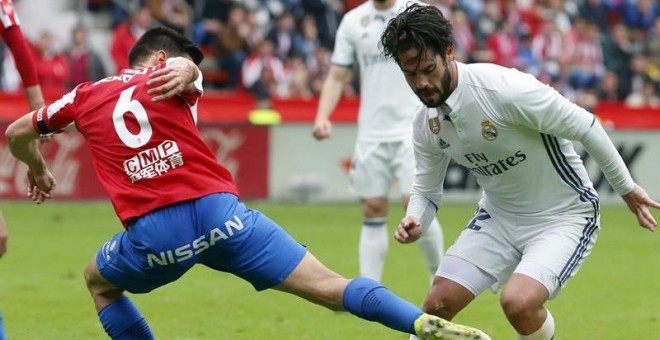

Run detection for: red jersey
[[32, 60, 239, 224]]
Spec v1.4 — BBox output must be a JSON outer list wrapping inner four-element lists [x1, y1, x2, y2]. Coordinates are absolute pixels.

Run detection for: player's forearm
[[315, 77, 344, 122], [580, 120, 635, 196], [5, 114, 46, 172], [25, 85, 45, 111], [406, 194, 439, 232], [315, 66, 351, 122]]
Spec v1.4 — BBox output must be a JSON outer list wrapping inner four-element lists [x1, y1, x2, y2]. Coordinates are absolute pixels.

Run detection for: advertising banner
[[0, 124, 269, 199], [269, 125, 660, 205]]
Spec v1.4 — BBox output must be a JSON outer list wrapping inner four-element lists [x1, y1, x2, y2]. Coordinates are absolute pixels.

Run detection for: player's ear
[[155, 50, 168, 63], [445, 45, 454, 61]]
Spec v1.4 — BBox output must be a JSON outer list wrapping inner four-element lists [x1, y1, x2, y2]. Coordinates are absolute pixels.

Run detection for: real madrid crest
[[361, 15, 370, 27], [481, 120, 498, 141]]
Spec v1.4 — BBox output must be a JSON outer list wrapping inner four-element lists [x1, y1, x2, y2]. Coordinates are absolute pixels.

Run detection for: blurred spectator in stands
[[474, 0, 501, 53], [451, 8, 476, 63], [602, 22, 633, 94], [301, 0, 343, 48], [63, 24, 107, 89], [294, 14, 320, 63], [308, 45, 332, 95], [517, 27, 540, 76], [623, 0, 658, 31], [626, 75, 660, 108], [567, 19, 604, 89], [533, 20, 566, 83], [286, 54, 312, 98], [545, 0, 572, 33], [242, 39, 286, 108], [627, 53, 654, 96], [457, 0, 483, 20], [597, 71, 624, 102], [578, 0, 612, 32], [486, 20, 520, 68], [216, 3, 250, 89], [423, 0, 455, 18], [267, 12, 299, 60], [647, 17, 660, 68], [31, 30, 68, 93], [146, 0, 192, 33], [191, 0, 232, 48], [518, 0, 546, 37], [110, 5, 152, 72]]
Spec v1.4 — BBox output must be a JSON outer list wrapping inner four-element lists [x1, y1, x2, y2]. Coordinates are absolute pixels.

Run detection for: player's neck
[[372, 0, 396, 11]]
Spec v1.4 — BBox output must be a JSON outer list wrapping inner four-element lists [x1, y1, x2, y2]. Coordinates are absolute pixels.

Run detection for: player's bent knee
[[500, 294, 535, 320]]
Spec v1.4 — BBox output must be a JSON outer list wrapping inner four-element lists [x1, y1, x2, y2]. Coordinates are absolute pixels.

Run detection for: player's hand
[[312, 119, 332, 140], [147, 59, 197, 102], [26, 167, 56, 204], [622, 185, 660, 232], [394, 216, 423, 244]]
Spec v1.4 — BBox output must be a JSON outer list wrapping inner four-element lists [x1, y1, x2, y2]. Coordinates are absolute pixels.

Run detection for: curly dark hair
[[380, 3, 454, 64]]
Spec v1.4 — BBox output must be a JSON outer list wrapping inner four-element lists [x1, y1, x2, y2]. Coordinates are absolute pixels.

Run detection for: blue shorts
[[96, 193, 307, 293]]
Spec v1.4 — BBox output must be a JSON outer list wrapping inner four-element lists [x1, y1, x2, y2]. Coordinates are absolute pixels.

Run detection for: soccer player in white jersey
[[312, 0, 444, 283], [380, 4, 660, 340]]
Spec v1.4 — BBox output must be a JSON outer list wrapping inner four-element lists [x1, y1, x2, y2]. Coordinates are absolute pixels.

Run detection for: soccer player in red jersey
[[0, 1, 44, 339], [5, 27, 489, 339]]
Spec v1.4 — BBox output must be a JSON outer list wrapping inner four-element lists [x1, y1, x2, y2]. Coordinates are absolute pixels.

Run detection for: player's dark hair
[[380, 4, 453, 64], [128, 27, 204, 67]]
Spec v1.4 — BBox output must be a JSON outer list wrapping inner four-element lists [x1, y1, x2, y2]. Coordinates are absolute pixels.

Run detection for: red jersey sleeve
[[31, 86, 82, 134]]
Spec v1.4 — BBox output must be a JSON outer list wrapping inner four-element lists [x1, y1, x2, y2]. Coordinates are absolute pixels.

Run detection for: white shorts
[[439, 206, 600, 299], [349, 140, 414, 198]]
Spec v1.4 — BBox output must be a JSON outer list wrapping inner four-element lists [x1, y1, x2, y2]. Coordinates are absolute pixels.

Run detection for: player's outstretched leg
[[84, 256, 154, 339], [274, 252, 491, 339]]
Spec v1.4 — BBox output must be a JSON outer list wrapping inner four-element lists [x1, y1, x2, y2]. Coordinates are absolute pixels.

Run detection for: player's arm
[[395, 110, 450, 244], [147, 57, 202, 102], [312, 65, 352, 140], [502, 70, 660, 231], [5, 111, 56, 202], [1, 25, 45, 110]]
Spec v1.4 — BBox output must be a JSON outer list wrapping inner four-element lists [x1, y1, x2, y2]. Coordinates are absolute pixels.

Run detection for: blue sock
[[0, 310, 6, 340], [98, 296, 154, 340], [342, 277, 422, 334]]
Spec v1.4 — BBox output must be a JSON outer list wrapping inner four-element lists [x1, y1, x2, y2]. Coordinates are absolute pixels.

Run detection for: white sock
[[416, 217, 444, 278], [519, 309, 555, 340], [359, 217, 388, 281], [409, 335, 420, 340]]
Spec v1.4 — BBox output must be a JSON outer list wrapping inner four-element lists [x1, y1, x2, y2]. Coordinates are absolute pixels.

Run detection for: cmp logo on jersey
[[481, 120, 498, 141], [123, 140, 185, 182]]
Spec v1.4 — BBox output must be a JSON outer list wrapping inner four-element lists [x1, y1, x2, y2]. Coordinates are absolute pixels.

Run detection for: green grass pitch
[[0, 201, 658, 339]]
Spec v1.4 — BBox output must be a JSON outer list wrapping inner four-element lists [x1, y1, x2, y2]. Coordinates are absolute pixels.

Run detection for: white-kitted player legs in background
[[313, 0, 444, 283]]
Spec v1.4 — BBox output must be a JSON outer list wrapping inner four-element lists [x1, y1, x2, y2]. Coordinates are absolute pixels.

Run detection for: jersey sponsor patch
[[123, 140, 184, 182]]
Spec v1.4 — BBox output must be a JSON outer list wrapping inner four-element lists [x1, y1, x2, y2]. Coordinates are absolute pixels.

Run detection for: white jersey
[[332, 0, 421, 142], [409, 62, 635, 221]]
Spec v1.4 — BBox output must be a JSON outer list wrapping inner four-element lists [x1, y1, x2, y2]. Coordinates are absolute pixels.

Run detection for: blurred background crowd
[[1, 0, 658, 112]]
